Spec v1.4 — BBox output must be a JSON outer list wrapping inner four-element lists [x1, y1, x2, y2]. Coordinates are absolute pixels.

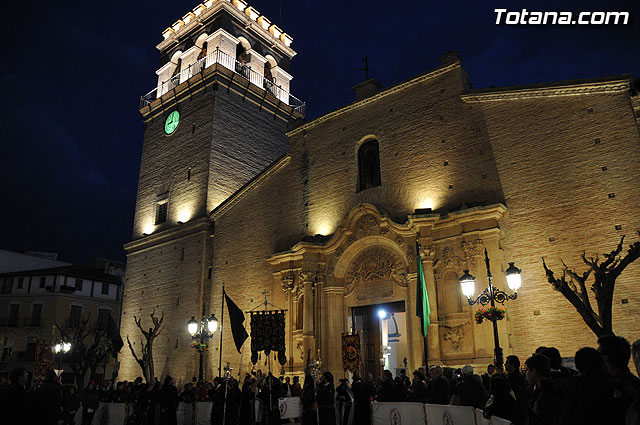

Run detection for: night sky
[[1, 0, 638, 264]]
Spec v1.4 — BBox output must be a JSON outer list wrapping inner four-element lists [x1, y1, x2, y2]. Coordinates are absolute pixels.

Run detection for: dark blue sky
[[1, 0, 638, 263]]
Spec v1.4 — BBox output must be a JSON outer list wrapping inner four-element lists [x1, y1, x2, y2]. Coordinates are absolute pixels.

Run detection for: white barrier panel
[[195, 401, 212, 425], [106, 403, 126, 425], [177, 402, 195, 425], [474, 408, 513, 425], [278, 397, 302, 419], [371, 403, 513, 425], [372, 402, 426, 425], [424, 404, 476, 425]]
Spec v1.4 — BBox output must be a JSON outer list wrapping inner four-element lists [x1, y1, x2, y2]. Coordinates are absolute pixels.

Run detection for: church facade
[[120, 0, 640, 383]]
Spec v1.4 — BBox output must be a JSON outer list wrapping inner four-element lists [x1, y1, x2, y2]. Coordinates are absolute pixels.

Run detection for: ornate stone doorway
[[268, 202, 510, 376], [350, 300, 407, 379]]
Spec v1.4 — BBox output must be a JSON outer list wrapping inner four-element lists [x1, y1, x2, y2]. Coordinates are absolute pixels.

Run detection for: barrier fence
[[71, 399, 511, 425]]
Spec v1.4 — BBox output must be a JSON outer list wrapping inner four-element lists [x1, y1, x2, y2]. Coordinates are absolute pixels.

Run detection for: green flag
[[416, 242, 430, 337]]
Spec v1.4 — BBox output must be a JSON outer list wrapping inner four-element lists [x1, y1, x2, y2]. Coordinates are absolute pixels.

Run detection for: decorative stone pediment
[[462, 239, 484, 260], [355, 214, 378, 237], [343, 246, 407, 299], [433, 245, 466, 272]]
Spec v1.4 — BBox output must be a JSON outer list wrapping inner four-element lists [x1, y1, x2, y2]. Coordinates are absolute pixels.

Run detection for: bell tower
[[121, 0, 304, 381]]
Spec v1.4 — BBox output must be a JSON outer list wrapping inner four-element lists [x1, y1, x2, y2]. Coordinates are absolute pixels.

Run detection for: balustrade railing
[[140, 48, 305, 115]]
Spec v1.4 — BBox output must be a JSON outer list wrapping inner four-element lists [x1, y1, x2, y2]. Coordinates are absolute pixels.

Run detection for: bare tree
[[542, 233, 640, 337], [126, 310, 164, 383], [54, 315, 112, 388]]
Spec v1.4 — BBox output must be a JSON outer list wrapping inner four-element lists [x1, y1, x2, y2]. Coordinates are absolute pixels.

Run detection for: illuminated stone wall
[[124, 52, 640, 383]]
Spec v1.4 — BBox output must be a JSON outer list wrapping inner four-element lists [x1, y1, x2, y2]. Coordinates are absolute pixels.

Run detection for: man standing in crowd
[[2, 367, 29, 424], [598, 335, 640, 425], [428, 365, 450, 404], [505, 355, 528, 425], [450, 365, 487, 409], [525, 354, 564, 425], [481, 364, 497, 392]]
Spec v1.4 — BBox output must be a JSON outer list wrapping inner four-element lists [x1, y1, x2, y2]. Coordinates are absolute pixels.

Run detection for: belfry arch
[[268, 203, 511, 378]]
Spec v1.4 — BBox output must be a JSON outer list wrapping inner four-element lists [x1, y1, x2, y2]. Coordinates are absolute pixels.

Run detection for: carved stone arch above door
[[334, 237, 409, 301]]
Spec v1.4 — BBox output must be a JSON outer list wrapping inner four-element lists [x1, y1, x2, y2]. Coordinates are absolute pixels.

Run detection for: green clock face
[[164, 110, 180, 135]]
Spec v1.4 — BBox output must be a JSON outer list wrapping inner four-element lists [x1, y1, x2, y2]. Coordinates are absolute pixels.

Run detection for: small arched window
[[357, 139, 381, 192]]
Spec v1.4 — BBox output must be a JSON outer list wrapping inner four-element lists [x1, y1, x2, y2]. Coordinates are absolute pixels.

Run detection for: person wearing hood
[[33, 370, 64, 425], [317, 371, 337, 425], [81, 381, 100, 425], [158, 375, 179, 425]]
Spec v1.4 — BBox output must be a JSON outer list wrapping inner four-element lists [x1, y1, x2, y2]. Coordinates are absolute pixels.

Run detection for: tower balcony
[[140, 47, 305, 115]]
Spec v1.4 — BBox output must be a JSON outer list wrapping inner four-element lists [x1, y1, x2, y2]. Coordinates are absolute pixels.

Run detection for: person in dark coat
[[210, 377, 225, 425], [239, 374, 256, 425], [394, 376, 408, 401], [301, 372, 318, 425], [138, 383, 157, 425], [33, 370, 64, 425], [158, 375, 179, 425], [428, 366, 450, 405], [598, 335, 640, 425], [62, 384, 81, 425], [525, 354, 564, 425], [259, 373, 281, 425], [290, 376, 302, 397], [505, 355, 529, 425], [351, 374, 375, 425], [481, 364, 497, 392], [450, 365, 487, 409], [223, 378, 242, 425], [81, 381, 100, 425], [376, 370, 396, 402], [558, 347, 616, 425], [3, 367, 29, 425], [408, 370, 428, 403], [317, 371, 336, 425], [483, 375, 518, 423], [336, 378, 353, 425]]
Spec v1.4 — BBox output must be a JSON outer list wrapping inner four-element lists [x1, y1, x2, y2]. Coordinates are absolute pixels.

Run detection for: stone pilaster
[[299, 270, 315, 362], [323, 286, 345, 374], [422, 247, 442, 366]]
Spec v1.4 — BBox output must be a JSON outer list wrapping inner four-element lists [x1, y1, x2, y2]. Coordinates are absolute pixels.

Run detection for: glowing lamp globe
[[187, 316, 198, 336], [207, 313, 218, 333], [505, 262, 522, 292], [459, 269, 476, 298]]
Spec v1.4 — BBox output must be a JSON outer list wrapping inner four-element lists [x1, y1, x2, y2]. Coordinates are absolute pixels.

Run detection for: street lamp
[[459, 248, 521, 369], [187, 304, 218, 381], [53, 340, 71, 376]]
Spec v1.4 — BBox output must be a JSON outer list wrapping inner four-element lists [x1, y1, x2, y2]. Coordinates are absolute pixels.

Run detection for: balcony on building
[[139, 47, 305, 116]]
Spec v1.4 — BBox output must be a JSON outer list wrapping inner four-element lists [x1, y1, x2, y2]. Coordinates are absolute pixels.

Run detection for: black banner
[[250, 310, 287, 366]]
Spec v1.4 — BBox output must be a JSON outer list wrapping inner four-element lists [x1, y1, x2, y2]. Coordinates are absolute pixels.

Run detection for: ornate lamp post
[[459, 248, 521, 369], [53, 340, 71, 376], [187, 304, 218, 381]]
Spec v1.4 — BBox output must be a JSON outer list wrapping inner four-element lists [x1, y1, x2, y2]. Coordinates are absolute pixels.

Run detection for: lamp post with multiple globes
[[459, 248, 521, 370], [53, 340, 71, 376], [187, 304, 218, 381]]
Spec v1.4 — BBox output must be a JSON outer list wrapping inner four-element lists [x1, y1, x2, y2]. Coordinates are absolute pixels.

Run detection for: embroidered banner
[[342, 332, 362, 372], [250, 310, 287, 366], [34, 341, 54, 381]]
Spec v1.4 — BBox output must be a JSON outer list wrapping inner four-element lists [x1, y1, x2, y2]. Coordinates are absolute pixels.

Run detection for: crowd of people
[[1, 335, 639, 425]]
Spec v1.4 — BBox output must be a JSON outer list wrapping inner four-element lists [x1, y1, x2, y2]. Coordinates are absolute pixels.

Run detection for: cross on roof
[[357, 56, 376, 80]]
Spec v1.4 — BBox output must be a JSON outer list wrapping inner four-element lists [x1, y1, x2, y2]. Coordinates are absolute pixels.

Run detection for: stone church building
[[120, 0, 640, 383]]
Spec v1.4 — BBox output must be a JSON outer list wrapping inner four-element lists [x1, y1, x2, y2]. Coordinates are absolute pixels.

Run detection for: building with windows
[[0, 256, 124, 384], [120, 0, 640, 383]]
